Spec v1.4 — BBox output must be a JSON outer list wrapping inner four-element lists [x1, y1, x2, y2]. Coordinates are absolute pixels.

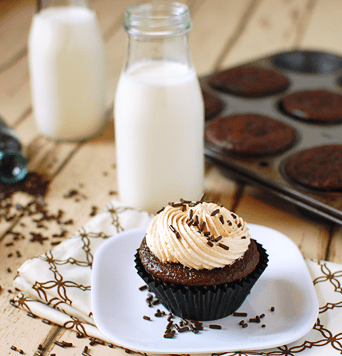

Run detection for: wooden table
[[1, 0, 342, 355]]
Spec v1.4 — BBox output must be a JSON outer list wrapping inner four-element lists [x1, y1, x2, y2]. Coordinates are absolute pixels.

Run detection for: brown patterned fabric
[[11, 200, 342, 354]]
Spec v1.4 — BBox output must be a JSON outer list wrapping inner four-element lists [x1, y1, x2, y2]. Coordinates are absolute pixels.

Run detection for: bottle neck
[[0, 150, 27, 184], [0, 117, 27, 184], [123, 1, 193, 72], [36, 0, 91, 12], [124, 32, 193, 72]]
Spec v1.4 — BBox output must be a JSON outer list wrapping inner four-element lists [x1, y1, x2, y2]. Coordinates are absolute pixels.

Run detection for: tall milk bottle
[[28, 0, 106, 141], [115, 1, 204, 213]]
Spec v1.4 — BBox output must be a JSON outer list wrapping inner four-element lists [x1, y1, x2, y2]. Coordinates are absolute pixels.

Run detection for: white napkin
[[13, 200, 342, 355], [13, 200, 152, 342]]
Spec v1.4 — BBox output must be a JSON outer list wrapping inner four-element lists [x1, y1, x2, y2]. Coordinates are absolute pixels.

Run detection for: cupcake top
[[145, 200, 251, 270]]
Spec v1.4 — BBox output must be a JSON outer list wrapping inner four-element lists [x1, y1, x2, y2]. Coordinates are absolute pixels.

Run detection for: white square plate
[[92, 224, 318, 354]]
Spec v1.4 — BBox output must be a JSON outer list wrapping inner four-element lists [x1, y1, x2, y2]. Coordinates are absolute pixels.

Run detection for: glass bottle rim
[[124, 1, 192, 37], [36, 0, 92, 12]]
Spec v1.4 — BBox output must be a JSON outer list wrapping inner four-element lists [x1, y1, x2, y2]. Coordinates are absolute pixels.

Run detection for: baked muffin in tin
[[208, 65, 289, 97], [205, 113, 296, 157]]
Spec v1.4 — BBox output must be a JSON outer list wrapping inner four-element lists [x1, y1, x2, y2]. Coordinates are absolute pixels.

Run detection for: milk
[[114, 61, 204, 213], [28, 6, 106, 141]]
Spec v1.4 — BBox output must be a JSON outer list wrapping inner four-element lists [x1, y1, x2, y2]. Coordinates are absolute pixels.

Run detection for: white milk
[[28, 6, 106, 140], [114, 61, 204, 213]]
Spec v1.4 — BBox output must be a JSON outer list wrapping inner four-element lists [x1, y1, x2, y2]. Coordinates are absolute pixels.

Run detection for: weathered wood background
[[1, 0, 342, 354]]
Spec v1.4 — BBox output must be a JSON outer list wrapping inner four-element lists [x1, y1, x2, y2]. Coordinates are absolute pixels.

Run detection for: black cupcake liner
[[135, 240, 268, 321]]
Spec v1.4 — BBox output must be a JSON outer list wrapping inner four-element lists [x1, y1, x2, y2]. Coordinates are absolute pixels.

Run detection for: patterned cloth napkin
[[12, 200, 342, 355]]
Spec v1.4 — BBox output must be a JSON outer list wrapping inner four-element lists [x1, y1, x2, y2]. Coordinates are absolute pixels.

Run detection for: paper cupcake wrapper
[[135, 240, 268, 321]]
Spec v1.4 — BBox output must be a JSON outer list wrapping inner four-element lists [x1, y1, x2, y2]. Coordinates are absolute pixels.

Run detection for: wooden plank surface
[[0, 0, 341, 355]]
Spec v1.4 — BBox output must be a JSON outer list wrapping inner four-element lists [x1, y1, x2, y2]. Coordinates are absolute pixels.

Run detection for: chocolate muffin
[[135, 200, 268, 320], [202, 90, 223, 120], [284, 145, 342, 191], [208, 65, 289, 97], [281, 89, 342, 123], [139, 237, 260, 286], [205, 113, 296, 156]]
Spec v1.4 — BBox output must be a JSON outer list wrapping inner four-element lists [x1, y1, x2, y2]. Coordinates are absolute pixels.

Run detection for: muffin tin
[[201, 50, 342, 225]]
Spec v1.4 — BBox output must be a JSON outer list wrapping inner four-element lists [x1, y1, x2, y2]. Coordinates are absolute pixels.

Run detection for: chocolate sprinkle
[[219, 215, 224, 224], [143, 315, 151, 320], [189, 209, 193, 220], [211, 209, 220, 216], [249, 316, 261, 323], [155, 309, 166, 317], [89, 337, 104, 346], [207, 241, 214, 247], [90, 206, 98, 217], [156, 207, 165, 214], [54, 341, 65, 348], [218, 243, 229, 250], [209, 324, 222, 330], [171, 202, 183, 207], [233, 312, 248, 317], [166, 321, 173, 330], [164, 331, 175, 338], [179, 326, 190, 332], [29, 232, 48, 244]]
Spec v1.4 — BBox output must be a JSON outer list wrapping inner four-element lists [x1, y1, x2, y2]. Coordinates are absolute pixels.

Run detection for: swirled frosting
[[145, 200, 251, 270]]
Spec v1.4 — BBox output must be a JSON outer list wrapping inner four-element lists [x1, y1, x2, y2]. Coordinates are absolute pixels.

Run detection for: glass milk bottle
[[115, 1, 204, 213], [28, 0, 107, 141]]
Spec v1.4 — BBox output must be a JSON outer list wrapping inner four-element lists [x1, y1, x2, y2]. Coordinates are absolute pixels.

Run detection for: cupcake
[[135, 199, 268, 321], [208, 65, 289, 97], [281, 89, 342, 123], [205, 113, 296, 157]]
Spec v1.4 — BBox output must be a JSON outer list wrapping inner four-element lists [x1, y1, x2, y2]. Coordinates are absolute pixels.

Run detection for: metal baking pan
[[201, 50, 342, 225]]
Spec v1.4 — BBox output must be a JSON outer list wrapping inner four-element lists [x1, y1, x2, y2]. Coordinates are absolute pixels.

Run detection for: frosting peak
[[145, 200, 251, 270]]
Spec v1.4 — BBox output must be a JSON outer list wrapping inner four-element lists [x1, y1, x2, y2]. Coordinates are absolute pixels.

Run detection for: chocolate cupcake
[[205, 113, 296, 156], [208, 65, 289, 97], [135, 200, 268, 321], [283, 144, 342, 191], [202, 90, 223, 120], [281, 89, 342, 123]]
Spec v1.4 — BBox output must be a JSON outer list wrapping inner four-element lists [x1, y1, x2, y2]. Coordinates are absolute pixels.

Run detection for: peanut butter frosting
[[145, 200, 251, 270]]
